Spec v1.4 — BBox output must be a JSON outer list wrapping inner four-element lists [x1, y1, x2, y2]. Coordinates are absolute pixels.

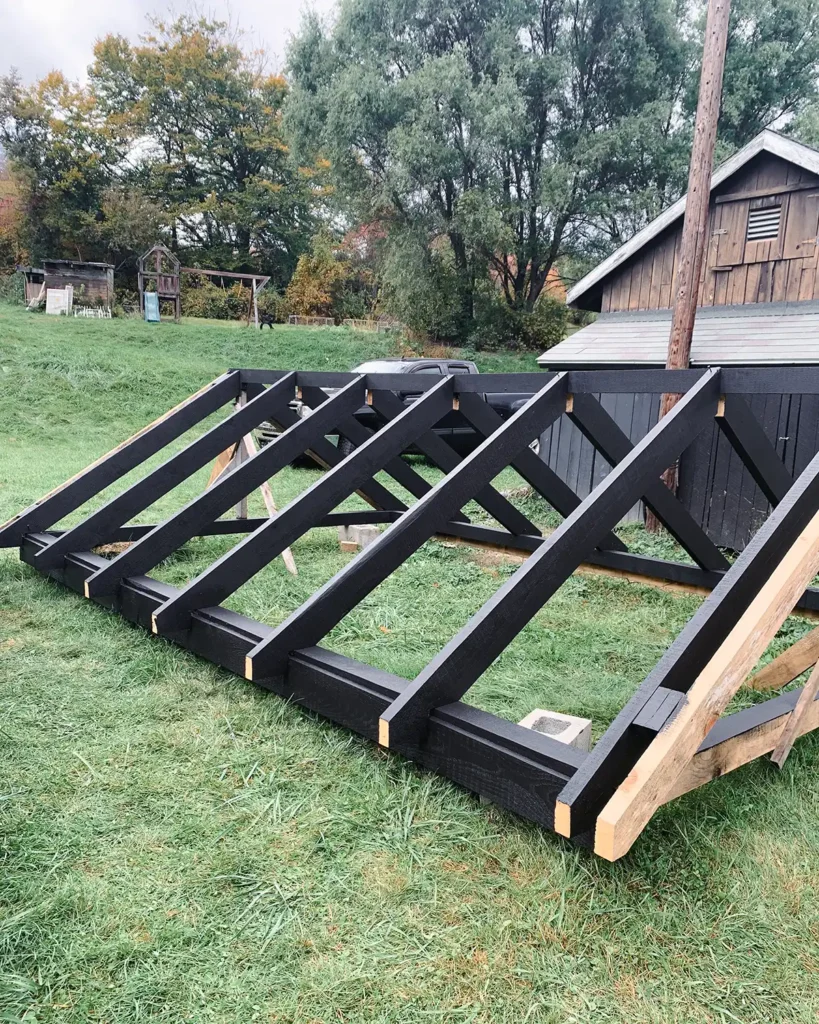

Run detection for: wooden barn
[[539, 129, 819, 549], [19, 259, 114, 308]]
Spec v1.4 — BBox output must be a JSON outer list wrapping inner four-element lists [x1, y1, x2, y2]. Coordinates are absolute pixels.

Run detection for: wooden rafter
[[11, 365, 819, 862]]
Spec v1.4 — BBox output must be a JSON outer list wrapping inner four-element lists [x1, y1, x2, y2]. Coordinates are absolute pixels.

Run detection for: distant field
[[2, 304, 819, 1024]]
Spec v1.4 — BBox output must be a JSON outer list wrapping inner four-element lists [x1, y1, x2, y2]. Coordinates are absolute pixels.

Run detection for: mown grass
[[2, 304, 819, 1023]]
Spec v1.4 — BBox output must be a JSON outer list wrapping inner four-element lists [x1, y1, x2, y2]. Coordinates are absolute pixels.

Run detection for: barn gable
[[566, 130, 819, 315]]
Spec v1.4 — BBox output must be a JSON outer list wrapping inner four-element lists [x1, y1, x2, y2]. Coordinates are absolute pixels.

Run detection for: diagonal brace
[[567, 392, 728, 571], [84, 377, 367, 600], [716, 394, 793, 505], [368, 389, 538, 534], [456, 392, 626, 552], [34, 375, 298, 570]]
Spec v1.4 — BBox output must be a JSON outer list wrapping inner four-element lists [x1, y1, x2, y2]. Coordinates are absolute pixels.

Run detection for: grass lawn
[[2, 303, 819, 1023]]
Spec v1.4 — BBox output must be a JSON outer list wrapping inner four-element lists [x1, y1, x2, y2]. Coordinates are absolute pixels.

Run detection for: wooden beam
[[368, 388, 538, 537], [665, 684, 819, 801], [594, 504, 819, 861], [150, 377, 457, 633], [567, 392, 728, 570], [455, 392, 625, 551], [747, 625, 819, 691], [239, 429, 297, 577], [770, 660, 819, 766], [33, 378, 296, 570], [554, 448, 819, 840], [714, 180, 819, 205], [716, 395, 793, 505], [84, 378, 367, 599]]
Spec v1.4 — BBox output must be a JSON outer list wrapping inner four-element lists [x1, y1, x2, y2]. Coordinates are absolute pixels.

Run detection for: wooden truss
[[6, 366, 819, 860]]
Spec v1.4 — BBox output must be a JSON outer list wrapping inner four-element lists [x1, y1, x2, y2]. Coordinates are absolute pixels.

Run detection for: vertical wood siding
[[540, 392, 819, 550], [600, 153, 819, 314]]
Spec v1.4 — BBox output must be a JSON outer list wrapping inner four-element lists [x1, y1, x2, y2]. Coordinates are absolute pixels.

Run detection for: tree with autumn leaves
[[0, 16, 325, 289]]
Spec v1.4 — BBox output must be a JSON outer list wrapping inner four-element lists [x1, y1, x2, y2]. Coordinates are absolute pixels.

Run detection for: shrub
[[468, 292, 568, 352]]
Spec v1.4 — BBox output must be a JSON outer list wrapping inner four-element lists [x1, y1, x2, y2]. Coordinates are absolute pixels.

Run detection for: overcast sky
[[2, 0, 338, 84]]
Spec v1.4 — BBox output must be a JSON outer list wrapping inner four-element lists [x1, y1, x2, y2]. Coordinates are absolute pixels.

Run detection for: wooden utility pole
[[648, 0, 732, 530]]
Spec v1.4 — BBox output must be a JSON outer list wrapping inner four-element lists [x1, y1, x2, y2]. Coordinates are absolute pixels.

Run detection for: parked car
[[257, 357, 538, 458]]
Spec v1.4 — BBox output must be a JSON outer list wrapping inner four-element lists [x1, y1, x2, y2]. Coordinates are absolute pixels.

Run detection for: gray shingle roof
[[538, 302, 819, 368]]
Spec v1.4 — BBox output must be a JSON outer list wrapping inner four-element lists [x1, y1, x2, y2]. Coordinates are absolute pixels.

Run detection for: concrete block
[[518, 708, 592, 752], [338, 524, 381, 552]]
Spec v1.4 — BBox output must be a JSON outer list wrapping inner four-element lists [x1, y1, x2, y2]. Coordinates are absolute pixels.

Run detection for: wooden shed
[[20, 260, 115, 308], [42, 260, 114, 306], [538, 129, 819, 549]]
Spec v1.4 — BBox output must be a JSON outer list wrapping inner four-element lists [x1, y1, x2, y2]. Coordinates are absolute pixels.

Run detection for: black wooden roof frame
[[5, 366, 819, 859]]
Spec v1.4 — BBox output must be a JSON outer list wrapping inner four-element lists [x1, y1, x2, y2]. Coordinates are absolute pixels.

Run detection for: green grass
[[2, 304, 819, 1023]]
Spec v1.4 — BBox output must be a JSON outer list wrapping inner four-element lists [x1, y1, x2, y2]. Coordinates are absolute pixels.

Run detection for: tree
[[0, 69, 124, 261], [89, 16, 325, 286], [286, 0, 819, 345]]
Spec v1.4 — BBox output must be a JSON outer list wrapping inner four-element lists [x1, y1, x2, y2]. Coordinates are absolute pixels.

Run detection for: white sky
[[2, 0, 338, 84]]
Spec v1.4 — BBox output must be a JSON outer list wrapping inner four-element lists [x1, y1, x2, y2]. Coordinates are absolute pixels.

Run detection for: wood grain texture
[[770, 659, 819, 766], [594, 505, 819, 860], [747, 624, 819, 691]]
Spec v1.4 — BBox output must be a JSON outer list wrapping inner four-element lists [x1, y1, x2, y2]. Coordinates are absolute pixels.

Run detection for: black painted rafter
[[12, 364, 819, 862]]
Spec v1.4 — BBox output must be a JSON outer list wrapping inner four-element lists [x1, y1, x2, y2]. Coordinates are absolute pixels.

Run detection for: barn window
[[746, 204, 782, 241]]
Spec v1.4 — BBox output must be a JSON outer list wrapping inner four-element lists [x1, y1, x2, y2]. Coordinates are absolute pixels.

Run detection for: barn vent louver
[[747, 205, 782, 241]]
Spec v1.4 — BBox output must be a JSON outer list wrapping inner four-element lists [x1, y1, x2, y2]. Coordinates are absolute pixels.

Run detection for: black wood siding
[[539, 392, 819, 550]]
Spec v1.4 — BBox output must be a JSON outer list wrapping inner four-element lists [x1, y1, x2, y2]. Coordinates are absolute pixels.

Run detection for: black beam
[[84, 377, 368, 599], [244, 373, 571, 683], [34, 375, 299, 570], [557, 445, 819, 837], [567, 392, 728, 571], [0, 371, 240, 548], [368, 389, 536, 536], [151, 378, 457, 632], [717, 394, 793, 505], [233, 367, 819, 396], [456, 392, 626, 552], [378, 369, 722, 750]]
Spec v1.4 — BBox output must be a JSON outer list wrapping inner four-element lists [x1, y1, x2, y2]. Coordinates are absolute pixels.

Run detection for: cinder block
[[337, 524, 381, 552], [518, 708, 592, 752]]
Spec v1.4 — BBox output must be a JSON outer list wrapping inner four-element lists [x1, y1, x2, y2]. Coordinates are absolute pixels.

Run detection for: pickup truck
[[258, 358, 537, 457]]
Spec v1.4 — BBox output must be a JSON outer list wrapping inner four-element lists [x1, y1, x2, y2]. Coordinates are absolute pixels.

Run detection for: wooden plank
[[555, 447, 819, 839], [665, 684, 819, 801], [150, 378, 458, 633], [244, 374, 571, 684], [782, 189, 819, 260], [239, 429, 297, 576], [0, 371, 240, 547], [207, 446, 236, 487], [770, 659, 819, 766], [377, 371, 721, 751], [84, 378, 369, 599], [715, 179, 819, 204], [594, 503, 819, 860], [747, 624, 819, 691]]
